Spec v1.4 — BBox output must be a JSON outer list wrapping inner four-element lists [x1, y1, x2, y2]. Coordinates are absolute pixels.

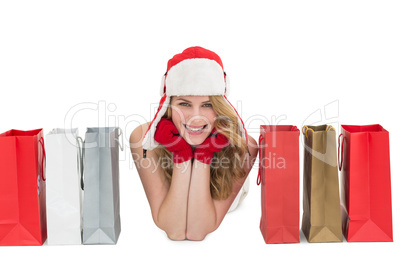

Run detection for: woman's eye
[[178, 102, 212, 108]]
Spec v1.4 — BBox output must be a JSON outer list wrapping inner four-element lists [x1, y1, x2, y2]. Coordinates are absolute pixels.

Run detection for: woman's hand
[[193, 128, 230, 165], [154, 118, 193, 163]]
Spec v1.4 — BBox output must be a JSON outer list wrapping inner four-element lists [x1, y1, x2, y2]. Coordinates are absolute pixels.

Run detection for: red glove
[[194, 128, 230, 165], [154, 118, 193, 163]]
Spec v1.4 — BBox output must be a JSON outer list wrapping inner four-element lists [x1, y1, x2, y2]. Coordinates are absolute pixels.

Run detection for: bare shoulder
[[239, 134, 258, 173], [129, 121, 159, 167], [129, 122, 151, 149], [247, 134, 258, 158], [230, 134, 258, 189]]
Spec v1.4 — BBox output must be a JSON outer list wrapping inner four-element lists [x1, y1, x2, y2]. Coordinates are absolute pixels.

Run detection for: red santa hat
[[142, 46, 249, 156]]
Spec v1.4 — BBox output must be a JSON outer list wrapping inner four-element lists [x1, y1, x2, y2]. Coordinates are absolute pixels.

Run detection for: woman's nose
[[190, 105, 201, 115], [182, 105, 199, 117], [186, 107, 208, 125]]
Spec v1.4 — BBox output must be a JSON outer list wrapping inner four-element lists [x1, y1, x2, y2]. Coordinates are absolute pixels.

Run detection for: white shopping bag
[[45, 128, 83, 245]]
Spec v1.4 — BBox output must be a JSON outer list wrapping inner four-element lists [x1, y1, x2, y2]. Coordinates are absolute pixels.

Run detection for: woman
[[130, 46, 257, 241]]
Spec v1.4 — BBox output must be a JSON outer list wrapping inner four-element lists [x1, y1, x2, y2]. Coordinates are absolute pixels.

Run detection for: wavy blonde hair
[[154, 95, 248, 200]]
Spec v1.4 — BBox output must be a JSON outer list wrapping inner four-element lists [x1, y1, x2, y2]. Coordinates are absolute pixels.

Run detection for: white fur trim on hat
[[224, 73, 230, 96], [159, 74, 166, 96], [165, 58, 225, 96], [142, 95, 171, 151]]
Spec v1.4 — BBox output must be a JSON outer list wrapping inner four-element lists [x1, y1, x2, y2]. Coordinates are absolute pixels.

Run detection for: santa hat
[[142, 46, 249, 157]]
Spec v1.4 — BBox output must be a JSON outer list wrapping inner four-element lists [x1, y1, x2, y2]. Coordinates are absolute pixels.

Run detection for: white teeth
[[185, 125, 205, 132]]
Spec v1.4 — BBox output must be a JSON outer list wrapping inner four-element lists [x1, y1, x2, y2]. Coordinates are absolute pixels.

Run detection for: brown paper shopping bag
[[301, 125, 342, 243]]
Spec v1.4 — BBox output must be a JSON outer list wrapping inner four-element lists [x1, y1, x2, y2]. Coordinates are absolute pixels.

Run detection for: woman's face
[[170, 95, 217, 145]]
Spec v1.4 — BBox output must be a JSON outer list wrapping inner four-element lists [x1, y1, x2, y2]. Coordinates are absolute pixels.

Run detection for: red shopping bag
[[257, 125, 300, 243], [0, 129, 47, 246], [339, 124, 393, 242]]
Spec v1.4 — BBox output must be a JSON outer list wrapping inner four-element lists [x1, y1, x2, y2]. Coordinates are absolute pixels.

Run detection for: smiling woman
[[170, 96, 216, 145], [130, 47, 257, 241]]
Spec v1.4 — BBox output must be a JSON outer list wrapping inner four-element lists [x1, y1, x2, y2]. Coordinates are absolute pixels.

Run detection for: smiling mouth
[[184, 124, 208, 132]]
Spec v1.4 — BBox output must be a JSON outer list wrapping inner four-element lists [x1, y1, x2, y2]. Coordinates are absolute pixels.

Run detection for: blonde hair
[[154, 95, 248, 200]]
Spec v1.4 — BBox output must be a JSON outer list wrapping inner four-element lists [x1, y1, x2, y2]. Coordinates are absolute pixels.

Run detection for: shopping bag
[[257, 125, 300, 243], [301, 125, 342, 242], [339, 124, 393, 242], [0, 129, 47, 246], [45, 128, 83, 245], [82, 127, 123, 244]]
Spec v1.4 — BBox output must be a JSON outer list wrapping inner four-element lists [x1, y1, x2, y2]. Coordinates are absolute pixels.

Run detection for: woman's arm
[[156, 160, 192, 240], [130, 123, 192, 241], [186, 135, 258, 241], [186, 160, 217, 241]]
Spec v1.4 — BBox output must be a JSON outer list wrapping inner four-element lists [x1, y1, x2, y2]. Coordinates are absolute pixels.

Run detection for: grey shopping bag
[[82, 127, 123, 244]]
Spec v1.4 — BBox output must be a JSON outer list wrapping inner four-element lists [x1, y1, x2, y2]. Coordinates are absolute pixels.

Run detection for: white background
[[1, 0, 401, 267]]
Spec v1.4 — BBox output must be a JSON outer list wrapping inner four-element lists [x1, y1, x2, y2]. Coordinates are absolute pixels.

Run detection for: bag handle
[[76, 136, 85, 190], [256, 134, 264, 186], [302, 126, 314, 139], [39, 137, 46, 181], [338, 133, 345, 171], [114, 127, 124, 151], [290, 126, 300, 132], [302, 125, 335, 139], [326, 125, 336, 132]]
